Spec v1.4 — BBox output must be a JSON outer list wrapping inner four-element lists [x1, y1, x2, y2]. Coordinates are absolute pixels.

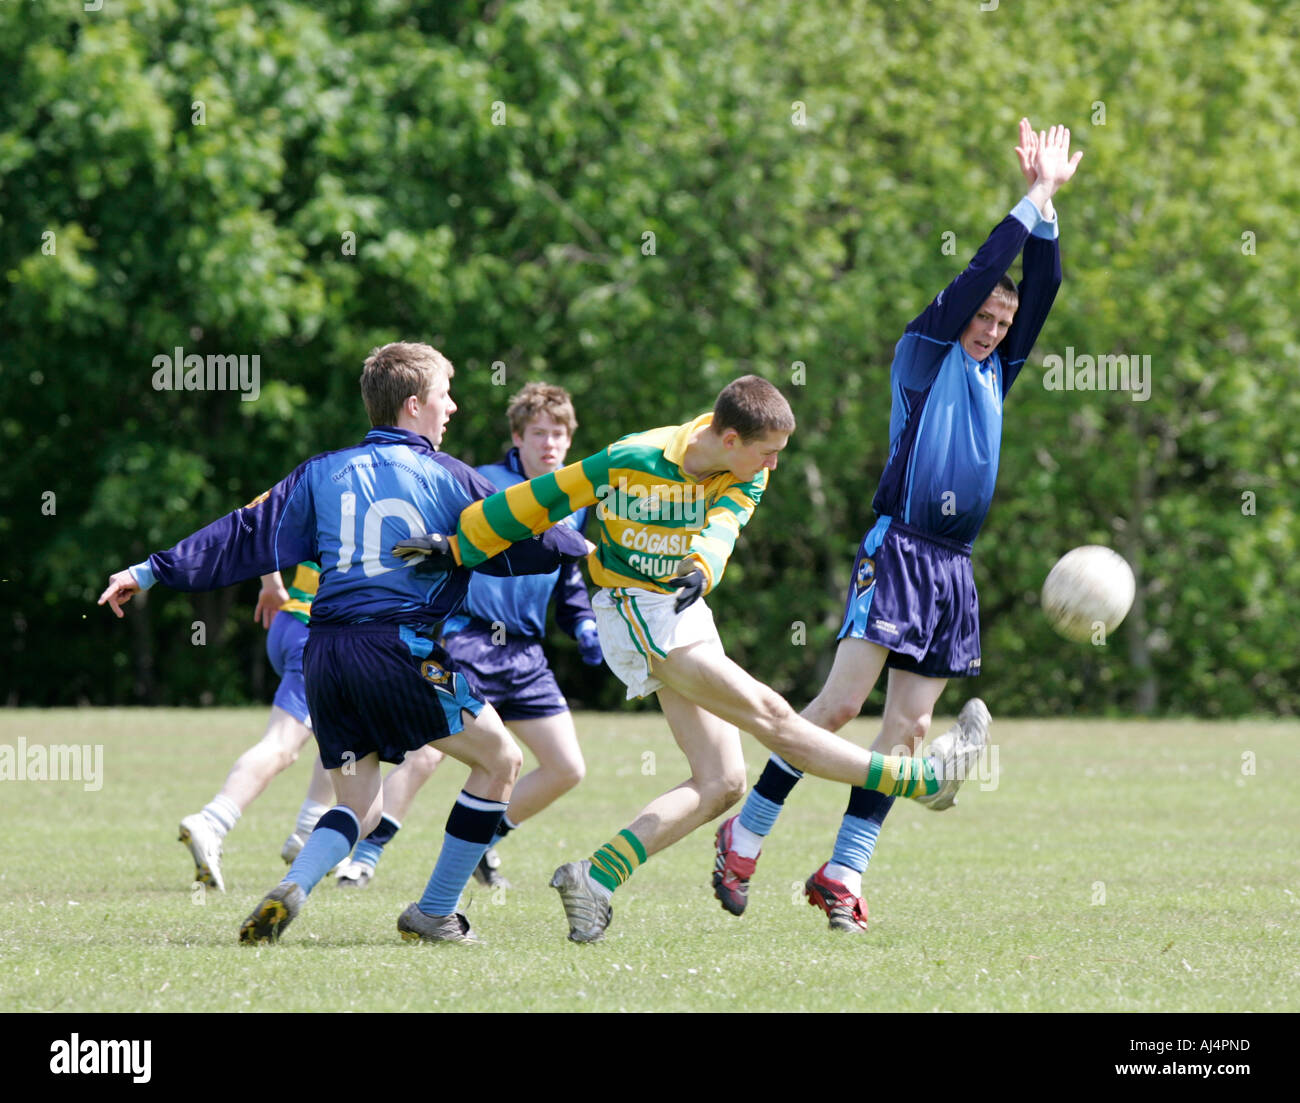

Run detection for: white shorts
[[592, 587, 722, 699]]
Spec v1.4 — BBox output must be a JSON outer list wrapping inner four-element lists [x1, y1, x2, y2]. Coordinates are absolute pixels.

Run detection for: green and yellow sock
[[862, 753, 938, 799], [588, 829, 647, 892]]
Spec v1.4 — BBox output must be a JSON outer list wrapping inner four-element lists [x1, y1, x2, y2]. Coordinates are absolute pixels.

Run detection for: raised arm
[[906, 119, 1079, 351], [1002, 122, 1079, 392]]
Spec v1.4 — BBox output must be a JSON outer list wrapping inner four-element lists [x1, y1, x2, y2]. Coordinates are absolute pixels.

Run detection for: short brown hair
[[506, 382, 577, 438], [712, 375, 796, 442], [989, 275, 1019, 312], [360, 342, 454, 426]]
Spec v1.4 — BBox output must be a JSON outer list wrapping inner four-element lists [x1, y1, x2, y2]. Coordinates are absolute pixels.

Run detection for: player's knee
[[484, 735, 523, 785], [550, 755, 585, 793], [819, 696, 863, 733], [888, 713, 933, 752], [700, 768, 747, 817], [404, 743, 445, 781]]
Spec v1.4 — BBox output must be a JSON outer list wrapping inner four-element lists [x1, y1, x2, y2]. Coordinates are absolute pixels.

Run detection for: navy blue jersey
[[872, 196, 1062, 546], [443, 448, 594, 639], [130, 427, 588, 627]]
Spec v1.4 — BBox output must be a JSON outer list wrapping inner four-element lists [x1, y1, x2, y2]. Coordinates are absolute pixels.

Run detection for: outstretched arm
[[99, 466, 318, 616], [906, 121, 1078, 349]]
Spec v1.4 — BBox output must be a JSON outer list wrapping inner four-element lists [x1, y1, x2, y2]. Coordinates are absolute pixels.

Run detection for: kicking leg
[[652, 640, 935, 795]]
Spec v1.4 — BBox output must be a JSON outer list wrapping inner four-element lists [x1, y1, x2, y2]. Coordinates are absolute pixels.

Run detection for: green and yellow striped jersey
[[280, 561, 319, 624], [457, 414, 767, 595]]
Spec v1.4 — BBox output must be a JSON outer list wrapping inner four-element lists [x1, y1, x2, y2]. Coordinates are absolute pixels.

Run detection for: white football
[[1041, 545, 1135, 644]]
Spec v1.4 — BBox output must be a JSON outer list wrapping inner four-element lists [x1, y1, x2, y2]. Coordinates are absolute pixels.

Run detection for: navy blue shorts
[[303, 622, 485, 769], [441, 621, 568, 722], [837, 516, 981, 679], [266, 612, 311, 726]]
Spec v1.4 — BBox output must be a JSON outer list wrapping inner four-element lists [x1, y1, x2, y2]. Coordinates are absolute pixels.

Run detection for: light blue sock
[[739, 791, 784, 836], [739, 755, 804, 836], [286, 807, 360, 893], [830, 793, 895, 873], [418, 791, 507, 916]]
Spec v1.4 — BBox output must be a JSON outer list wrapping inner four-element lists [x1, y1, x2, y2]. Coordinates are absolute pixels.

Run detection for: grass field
[[1, 709, 1296, 1013]]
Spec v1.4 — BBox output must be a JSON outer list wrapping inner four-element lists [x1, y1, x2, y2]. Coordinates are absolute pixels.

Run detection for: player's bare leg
[[181, 705, 315, 892], [652, 640, 935, 790], [222, 706, 316, 807], [550, 684, 747, 942], [801, 639, 890, 733], [504, 713, 586, 823], [875, 669, 949, 755], [620, 686, 747, 856]]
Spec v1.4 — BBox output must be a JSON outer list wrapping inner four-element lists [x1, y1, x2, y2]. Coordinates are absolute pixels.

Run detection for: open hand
[[1032, 124, 1083, 192], [1015, 117, 1039, 187]]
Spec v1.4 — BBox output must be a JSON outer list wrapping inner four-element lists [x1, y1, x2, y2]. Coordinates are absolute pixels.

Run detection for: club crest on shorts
[[855, 556, 876, 595], [419, 659, 452, 686]]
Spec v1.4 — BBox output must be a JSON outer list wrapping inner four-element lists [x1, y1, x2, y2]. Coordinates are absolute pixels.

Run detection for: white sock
[[731, 820, 764, 860], [825, 862, 862, 897], [296, 799, 330, 836], [202, 794, 241, 837]]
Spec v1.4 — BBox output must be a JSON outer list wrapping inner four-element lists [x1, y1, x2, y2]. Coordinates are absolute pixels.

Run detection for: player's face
[[725, 429, 789, 481], [414, 374, 456, 447], [959, 295, 1017, 361], [512, 414, 572, 479]]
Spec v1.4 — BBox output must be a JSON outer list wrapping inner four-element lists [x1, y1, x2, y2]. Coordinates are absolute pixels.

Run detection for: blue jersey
[[872, 196, 1062, 547], [443, 448, 594, 639], [130, 427, 589, 627]]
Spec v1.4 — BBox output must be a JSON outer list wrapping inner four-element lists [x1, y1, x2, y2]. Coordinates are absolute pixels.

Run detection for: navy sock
[[352, 813, 401, 869]]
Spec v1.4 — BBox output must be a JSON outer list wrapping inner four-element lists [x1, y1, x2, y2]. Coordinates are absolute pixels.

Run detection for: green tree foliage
[[3, 0, 1296, 714]]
